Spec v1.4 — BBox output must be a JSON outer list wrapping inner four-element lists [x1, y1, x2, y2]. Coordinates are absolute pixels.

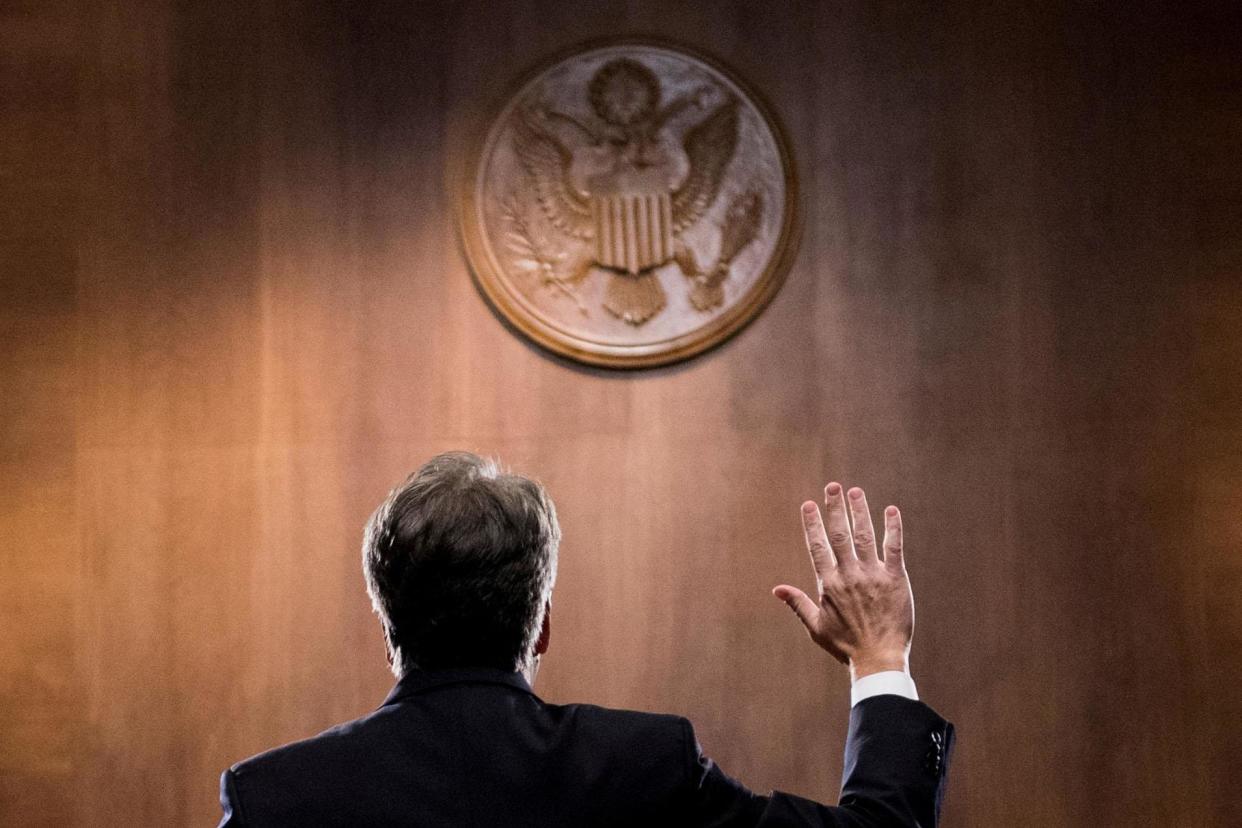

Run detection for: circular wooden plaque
[[459, 39, 798, 368]]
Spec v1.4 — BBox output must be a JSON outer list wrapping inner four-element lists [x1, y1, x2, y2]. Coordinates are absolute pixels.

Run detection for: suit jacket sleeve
[[218, 768, 247, 828], [679, 695, 955, 827]]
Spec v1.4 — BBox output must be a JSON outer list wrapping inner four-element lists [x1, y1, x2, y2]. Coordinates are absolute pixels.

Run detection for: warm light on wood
[[2, 2, 1238, 826]]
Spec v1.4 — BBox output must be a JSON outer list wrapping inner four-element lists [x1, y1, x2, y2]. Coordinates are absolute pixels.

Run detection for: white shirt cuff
[[850, 670, 919, 707]]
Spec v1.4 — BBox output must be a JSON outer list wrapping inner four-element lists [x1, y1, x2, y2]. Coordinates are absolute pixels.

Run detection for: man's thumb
[[772, 585, 818, 631]]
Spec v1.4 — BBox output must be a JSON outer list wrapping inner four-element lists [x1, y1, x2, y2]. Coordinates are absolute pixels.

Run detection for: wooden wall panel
[[3, 1, 1239, 825]]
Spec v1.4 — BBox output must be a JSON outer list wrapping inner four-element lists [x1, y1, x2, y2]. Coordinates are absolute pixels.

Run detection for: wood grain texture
[[2, 1, 1239, 824]]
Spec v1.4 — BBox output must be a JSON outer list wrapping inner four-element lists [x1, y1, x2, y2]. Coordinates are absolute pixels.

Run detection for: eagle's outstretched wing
[[671, 97, 740, 233], [510, 107, 594, 241]]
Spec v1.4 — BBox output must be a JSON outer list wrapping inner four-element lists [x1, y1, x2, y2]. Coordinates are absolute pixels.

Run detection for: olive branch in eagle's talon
[[501, 195, 589, 315]]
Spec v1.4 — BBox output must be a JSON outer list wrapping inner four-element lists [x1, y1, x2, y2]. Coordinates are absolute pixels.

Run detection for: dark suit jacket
[[220, 668, 954, 826]]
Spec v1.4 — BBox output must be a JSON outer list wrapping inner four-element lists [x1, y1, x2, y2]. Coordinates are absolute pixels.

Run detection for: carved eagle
[[507, 94, 741, 325], [510, 96, 740, 243]]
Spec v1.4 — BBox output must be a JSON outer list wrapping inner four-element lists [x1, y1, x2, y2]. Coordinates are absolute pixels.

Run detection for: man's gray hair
[[362, 452, 560, 676]]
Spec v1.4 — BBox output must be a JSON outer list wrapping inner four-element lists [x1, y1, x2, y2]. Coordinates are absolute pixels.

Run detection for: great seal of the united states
[[459, 39, 798, 368]]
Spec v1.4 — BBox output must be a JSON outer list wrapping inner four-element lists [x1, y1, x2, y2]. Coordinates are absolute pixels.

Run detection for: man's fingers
[[882, 505, 904, 570], [847, 487, 879, 563], [801, 501, 835, 576], [823, 482, 857, 566], [772, 585, 820, 634]]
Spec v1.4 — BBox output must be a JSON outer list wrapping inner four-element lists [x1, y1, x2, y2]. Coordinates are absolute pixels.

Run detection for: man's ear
[[382, 627, 397, 671], [534, 600, 551, 656]]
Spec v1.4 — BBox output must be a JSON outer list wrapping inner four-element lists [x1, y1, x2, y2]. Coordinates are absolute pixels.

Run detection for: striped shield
[[590, 192, 674, 275]]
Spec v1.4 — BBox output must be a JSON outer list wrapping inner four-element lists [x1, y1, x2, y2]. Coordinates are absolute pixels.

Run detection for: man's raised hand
[[772, 482, 915, 681]]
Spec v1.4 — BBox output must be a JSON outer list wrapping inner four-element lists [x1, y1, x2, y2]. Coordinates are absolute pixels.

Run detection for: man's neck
[[520, 655, 539, 688]]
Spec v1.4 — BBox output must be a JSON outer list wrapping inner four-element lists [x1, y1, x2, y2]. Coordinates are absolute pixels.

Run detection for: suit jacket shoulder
[[220, 675, 697, 827], [219, 671, 955, 827]]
